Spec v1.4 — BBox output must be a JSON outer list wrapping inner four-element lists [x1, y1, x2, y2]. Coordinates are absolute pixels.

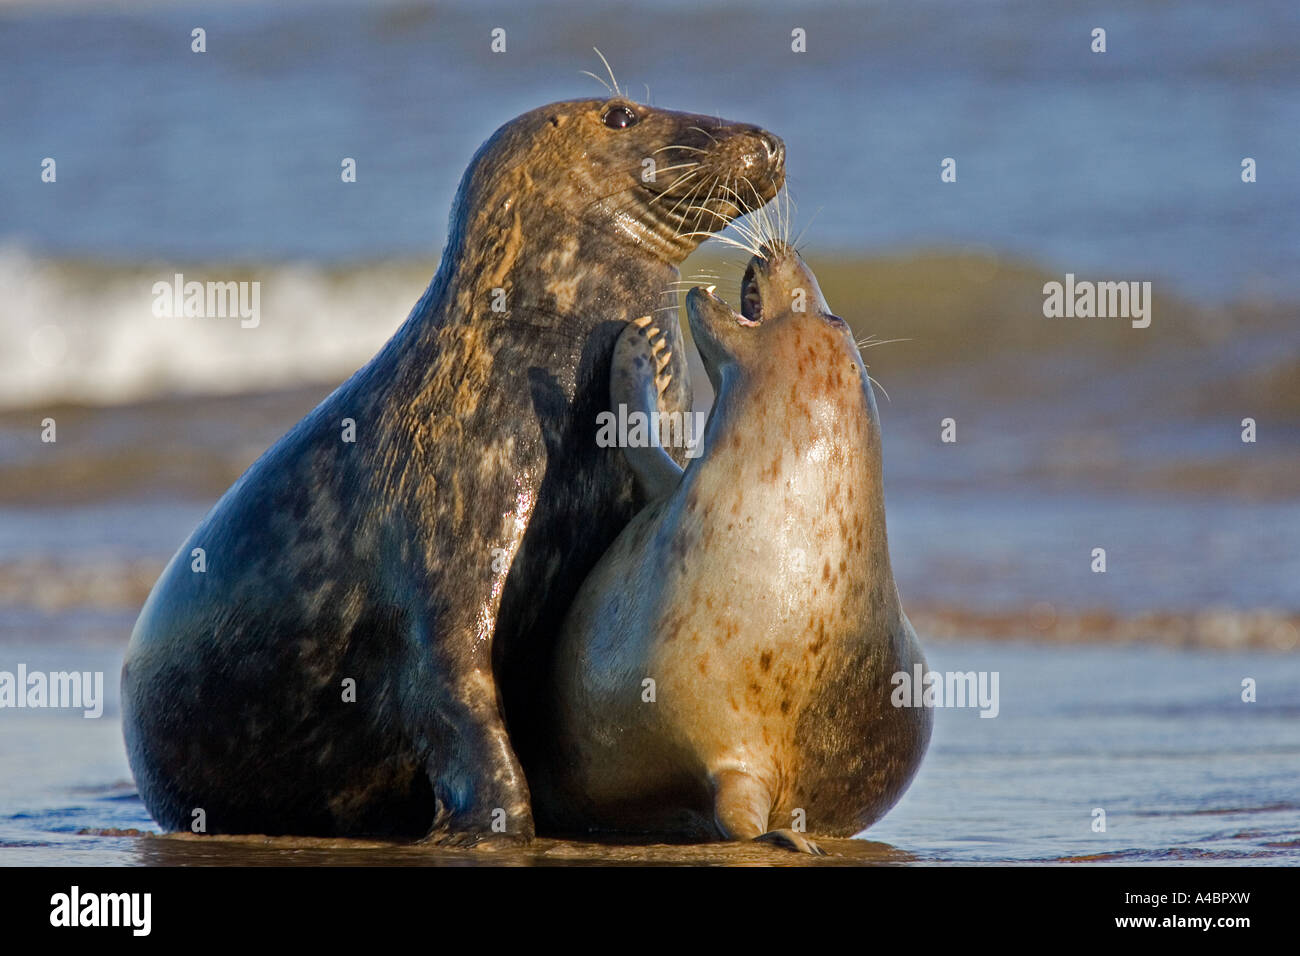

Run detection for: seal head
[[449, 97, 786, 270]]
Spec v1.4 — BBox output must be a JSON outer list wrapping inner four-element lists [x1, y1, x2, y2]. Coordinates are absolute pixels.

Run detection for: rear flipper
[[610, 314, 690, 502], [713, 768, 826, 856], [754, 828, 825, 855]]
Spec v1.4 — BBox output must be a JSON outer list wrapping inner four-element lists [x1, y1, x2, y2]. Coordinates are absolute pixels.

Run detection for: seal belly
[[550, 504, 930, 840]]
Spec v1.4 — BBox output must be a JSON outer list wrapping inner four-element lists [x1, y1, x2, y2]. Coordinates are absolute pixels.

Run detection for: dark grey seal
[[121, 96, 785, 843]]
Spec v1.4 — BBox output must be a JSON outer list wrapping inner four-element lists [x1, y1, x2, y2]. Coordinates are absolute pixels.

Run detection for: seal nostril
[[761, 133, 784, 165]]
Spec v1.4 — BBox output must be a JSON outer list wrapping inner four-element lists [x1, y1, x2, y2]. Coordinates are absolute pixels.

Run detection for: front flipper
[[415, 651, 536, 848], [713, 768, 826, 856], [610, 314, 689, 501]]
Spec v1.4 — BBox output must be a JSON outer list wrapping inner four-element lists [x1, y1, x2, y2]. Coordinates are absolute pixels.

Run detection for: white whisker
[[592, 47, 622, 98], [792, 205, 823, 250], [579, 70, 612, 96]]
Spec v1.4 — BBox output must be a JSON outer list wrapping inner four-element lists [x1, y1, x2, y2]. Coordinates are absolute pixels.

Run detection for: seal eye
[[602, 105, 638, 130]]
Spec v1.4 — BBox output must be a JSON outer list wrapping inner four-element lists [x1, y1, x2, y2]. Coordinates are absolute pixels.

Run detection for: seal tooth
[[632, 315, 653, 328]]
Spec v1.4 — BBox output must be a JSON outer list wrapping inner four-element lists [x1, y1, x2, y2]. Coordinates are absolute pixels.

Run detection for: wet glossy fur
[[121, 98, 784, 840]]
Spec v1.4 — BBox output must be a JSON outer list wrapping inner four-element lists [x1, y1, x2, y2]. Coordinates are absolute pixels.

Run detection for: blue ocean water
[[0, 0, 1297, 301]]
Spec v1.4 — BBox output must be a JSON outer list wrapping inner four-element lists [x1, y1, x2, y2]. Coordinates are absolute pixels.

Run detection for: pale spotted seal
[[540, 242, 930, 852], [121, 96, 784, 842]]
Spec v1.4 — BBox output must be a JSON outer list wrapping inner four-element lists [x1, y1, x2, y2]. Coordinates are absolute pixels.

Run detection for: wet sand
[[73, 831, 911, 867], [3, 642, 1297, 867]]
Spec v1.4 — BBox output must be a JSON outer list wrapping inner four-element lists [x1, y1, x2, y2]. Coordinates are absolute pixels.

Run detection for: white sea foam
[[0, 246, 431, 409]]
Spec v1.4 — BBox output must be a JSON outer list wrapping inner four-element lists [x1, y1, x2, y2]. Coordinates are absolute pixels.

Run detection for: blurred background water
[[0, 0, 1296, 864], [2, 0, 1298, 297]]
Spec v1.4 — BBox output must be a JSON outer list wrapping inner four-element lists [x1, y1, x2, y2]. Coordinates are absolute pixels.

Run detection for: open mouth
[[688, 253, 769, 330], [740, 259, 762, 323]]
